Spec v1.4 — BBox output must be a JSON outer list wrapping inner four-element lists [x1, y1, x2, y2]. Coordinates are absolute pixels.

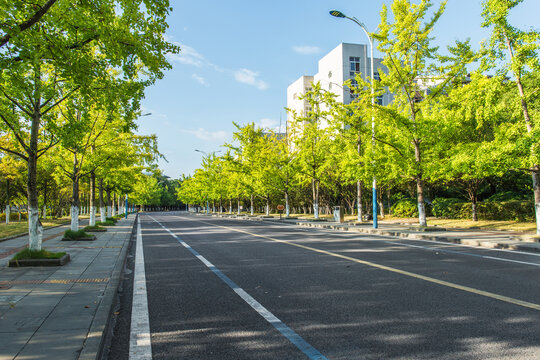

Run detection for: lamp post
[[330, 10, 378, 229]]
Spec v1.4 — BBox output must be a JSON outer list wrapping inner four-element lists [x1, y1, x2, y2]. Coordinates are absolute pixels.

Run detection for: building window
[[374, 72, 381, 81], [349, 57, 361, 73], [376, 95, 383, 105]]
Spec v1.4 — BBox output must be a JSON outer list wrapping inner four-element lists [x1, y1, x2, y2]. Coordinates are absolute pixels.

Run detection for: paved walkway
[[211, 213, 540, 253], [0, 215, 135, 360]]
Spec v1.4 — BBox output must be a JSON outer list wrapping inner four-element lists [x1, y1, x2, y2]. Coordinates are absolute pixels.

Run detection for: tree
[[130, 175, 163, 208], [373, 0, 474, 226], [288, 83, 337, 219], [0, 0, 178, 250], [481, 0, 540, 234]]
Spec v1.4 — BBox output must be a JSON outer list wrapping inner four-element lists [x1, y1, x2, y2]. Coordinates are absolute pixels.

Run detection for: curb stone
[[78, 214, 137, 360]]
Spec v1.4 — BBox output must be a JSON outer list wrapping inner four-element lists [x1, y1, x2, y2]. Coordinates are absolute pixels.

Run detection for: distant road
[[110, 212, 540, 360]]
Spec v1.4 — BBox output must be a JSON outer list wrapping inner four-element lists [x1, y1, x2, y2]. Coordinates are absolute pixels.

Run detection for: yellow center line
[[192, 217, 540, 312]]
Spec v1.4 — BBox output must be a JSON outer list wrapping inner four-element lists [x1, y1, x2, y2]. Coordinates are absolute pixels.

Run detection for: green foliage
[[0, 212, 28, 221], [96, 220, 115, 226], [64, 229, 91, 239], [485, 191, 530, 202], [391, 198, 419, 218], [432, 199, 534, 221], [83, 225, 106, 231], [106, 217, 119, 223], [432, 198, 465, 218], [12, 248, 66, 260]]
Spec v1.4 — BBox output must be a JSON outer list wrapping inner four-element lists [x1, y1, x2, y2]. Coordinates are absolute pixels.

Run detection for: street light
[[330, 9, 378, 229]]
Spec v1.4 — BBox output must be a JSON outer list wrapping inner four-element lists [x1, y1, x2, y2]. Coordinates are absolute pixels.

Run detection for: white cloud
[[167, 43, 206, 67], [165, 40, 268, 90], [192, 73, 209, 87], [234, 68, 268, 90], [292, 45, 322, 55], [181, 128, 228, 141], [257, 118, 278, 129]]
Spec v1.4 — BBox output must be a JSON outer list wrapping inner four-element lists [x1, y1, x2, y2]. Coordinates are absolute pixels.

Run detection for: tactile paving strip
[[0, 277, 109, 286]]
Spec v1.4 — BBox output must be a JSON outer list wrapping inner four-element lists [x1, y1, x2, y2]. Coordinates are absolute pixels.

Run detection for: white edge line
[[129, 216, 153, 360], [148, 215, 328, 360]]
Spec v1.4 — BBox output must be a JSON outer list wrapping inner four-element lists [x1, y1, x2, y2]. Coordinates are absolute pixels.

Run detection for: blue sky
[[137, 0, 539, 178]]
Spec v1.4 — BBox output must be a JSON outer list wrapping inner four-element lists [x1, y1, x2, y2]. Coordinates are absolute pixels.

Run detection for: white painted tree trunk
[[314, 201, 319, 219], [71, 206, 79, 231], [42, 205, 47, 219], [265, 204, 270, 216], [107, 205, 112, 218], [90, 206, 96, 226], [28, 207, 42, 250], [418, 203, 427, 227], [5, 205, 9, 225], [112, 204, 116, 217], [100, 207, 106, 222], [534, 203, 540, 235]]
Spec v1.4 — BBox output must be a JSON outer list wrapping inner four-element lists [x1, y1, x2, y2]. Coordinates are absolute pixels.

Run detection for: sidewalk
[[0, 214, 136, 360], [207, 213, 540, 253]]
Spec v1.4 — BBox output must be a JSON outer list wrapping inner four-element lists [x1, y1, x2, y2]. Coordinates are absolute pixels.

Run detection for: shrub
[[441, 200, 535, 221], [485, 191, 530, 202], [64, 229, 91, 239], [391, 198, 419, 218], [106, 216, 118, 223], [432, 198, 464, 218], [0, 212, 29, 221]]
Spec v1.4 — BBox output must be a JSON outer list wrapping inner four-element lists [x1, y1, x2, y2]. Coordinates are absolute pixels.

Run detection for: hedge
[[0, 212, 29, 221], [433, 198, 535, 221], [390, 198, 432, 218]]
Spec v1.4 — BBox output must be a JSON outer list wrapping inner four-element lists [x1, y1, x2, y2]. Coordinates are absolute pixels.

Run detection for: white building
[[287, 43, 391, 124]]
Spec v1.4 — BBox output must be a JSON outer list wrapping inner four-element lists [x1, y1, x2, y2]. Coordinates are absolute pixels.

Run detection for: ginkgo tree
[[0, 0, 178, 250], [481, 0, 540, 234]]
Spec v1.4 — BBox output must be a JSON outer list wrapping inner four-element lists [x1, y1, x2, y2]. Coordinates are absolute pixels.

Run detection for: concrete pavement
[[0, 214, 136, 360]]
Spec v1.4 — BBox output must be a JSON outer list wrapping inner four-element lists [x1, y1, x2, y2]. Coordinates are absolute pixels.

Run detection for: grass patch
[[83, 225, 106, 231], [12, 248, 66, 260], [96, 220, 115, 226], [64, 229, 92, 239], [0, 217, 73, 240]]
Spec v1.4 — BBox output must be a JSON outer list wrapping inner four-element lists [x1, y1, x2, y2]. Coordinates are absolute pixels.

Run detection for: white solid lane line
[[129, 216, 153, 360], [149, 215, 328, 360]]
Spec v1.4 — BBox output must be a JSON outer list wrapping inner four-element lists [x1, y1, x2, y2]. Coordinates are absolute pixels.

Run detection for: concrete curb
[[192, 213, 540, 254], [293, 221, 540, 253], [78, 214, 137, 360]]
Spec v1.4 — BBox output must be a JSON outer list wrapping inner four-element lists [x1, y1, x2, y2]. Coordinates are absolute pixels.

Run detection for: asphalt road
[[106, 212, 540, 360]]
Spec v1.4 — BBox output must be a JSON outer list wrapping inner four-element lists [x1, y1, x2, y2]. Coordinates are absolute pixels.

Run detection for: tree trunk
[[414, 141, 427, 227], [99, 178, 106, 222], [89, 171, 96, 226], [112, 193, 116, 216], [237, 198, 241, 215], [357, 180, 363, 222], [250, 194, 254, 215], [312, 179, 319, 219], [533, 170, 540, 235], [70, 153, 80, 231], [106, 187, 112, 217], [265, 196, 270, 216], [28, 85, 42, 250], [378, 187, 384, 219], [42, 178, 47, 219], [5, 180, 10, 225], [285, 190, 290, 217]]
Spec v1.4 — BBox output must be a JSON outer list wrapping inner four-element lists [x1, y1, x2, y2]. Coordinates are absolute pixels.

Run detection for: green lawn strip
[[0, 218, 73, 240], [96, 220, 115, 226], [83, 225, 106, 231], [64, 229, 92, 239], [12, 248, 66, 260]]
